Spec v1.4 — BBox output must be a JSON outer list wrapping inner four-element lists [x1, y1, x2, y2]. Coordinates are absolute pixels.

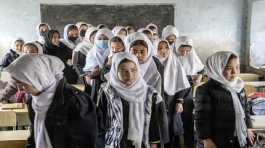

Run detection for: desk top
[[245, 81, 265, 87], [0, 130, 29, 141]]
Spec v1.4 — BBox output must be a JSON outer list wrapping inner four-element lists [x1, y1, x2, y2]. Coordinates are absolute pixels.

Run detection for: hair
[[179, 45, 192, 48], [15, 39, 24, 44], [142, 29, 152, 35], [118, 58, 136, 69], [67, 25, 78, 32], [23, 43, 38, 53], [119, 28, 127, 34], [110, 36, 125, 48], [228, 53, 238, 62], [148, 25, 157, 31], [80, 23, 88, 28], [39, 23, 49, 29], [159, 41, 169, 48], [126, 26, 135, 31], [97, 24, 108, 29], [130, 40, 148, 49]]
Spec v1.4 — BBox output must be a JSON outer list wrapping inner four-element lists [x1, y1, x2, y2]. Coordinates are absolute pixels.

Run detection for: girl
[[5, 54, 97, 148], [128, 32, 163, 95], [83, 28, 114, 101], [112, 26, 127, 40], [22, 42, 44, 54], [72, 27, 98, 75], [44, 30, 78, 84], [101, 36, 126, 82], [36, 23, 51, 46], [61, 24, 81, 50], [175, 36, 205, 148], [155, 40, 191, 148], [97, 52, 169, 148], [195, 51, 254, 148], [0, 38, 24, 70], [162, 25, 179, 50]]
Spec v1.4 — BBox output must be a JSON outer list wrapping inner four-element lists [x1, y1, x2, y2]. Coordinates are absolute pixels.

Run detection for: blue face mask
[[95, 40, 109, 50]]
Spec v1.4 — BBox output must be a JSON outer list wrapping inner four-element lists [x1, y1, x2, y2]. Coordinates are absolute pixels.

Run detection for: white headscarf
[[162, 25, 179, 40], [157, 40, 190, 95], [128, 32, 162, 94], [154, 40, 170, 64], [175, 36, 204, 75], [5, 54, 65, 148], [74, 27, 98, 56], [109, 52, 148, 148], [61, 24, 82, 49], [36, 23, 51, 44], [206, 51, 247, 147], [83, 28, 114, 72], [112, 26, 125, 36], [146, 23, 158, 32]]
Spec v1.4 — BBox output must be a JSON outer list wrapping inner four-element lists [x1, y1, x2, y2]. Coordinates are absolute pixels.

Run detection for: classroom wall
[[0, 0, 41, 54], [0, 0, 247, 64]]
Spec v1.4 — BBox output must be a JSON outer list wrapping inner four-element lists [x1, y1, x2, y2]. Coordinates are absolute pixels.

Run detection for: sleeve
[[242, 89, 253, 128], [174, 88, 188, 104], [0, 53, 11, 70], [194, 85, 212, 140], [68, 89, 98, 148], [0, 79, 18, 101], [149, 94, 161, 143], [100, 59, 111, 82]]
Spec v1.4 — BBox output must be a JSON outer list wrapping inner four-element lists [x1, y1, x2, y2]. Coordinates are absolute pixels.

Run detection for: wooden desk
[[0, 130, 29, 148]]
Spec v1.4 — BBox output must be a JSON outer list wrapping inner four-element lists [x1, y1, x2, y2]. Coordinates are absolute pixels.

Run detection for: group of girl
[[0, 22, 254, 148]]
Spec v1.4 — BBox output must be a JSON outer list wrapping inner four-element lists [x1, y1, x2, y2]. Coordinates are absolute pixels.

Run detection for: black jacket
[[0, 49, 19, 70], [194, 79, 252, 147], [26, 79, 97, 148]]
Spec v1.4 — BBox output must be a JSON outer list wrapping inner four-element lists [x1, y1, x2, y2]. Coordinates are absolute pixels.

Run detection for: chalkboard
[[40, 4, 174, 36]]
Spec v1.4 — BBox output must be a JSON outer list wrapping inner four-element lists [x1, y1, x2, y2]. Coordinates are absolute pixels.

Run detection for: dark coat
[[97, 85, 169, 148], [194, 79, 252, 148], [26, 79, 97, 148], [0, 49, 19, 70]]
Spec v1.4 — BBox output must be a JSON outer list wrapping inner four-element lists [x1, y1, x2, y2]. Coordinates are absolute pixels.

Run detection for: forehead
[[118, 60, 137, 69]]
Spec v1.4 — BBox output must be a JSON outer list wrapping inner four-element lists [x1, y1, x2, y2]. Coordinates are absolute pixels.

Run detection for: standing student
[[155, 40, 191, 148], [83, 28, 114, 101], [128, 33, 163, 95], [112, 26, 128, 40], [72, 27, 98, 75], [44, 30, 78, 84], [5, 54, 97, 148], [61, 24, 81, 50], [36, 23, 51, 47], [101, 36, 126, 82], [0, 38, 24, 70], [76, 22, 91, 40], [175, 36, 205, 148], [97, 52, 169, 148], [195, 51, 254, 148], [162, 25, 179, 50]]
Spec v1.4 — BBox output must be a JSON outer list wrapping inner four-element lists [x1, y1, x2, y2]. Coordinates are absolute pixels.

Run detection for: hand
[[150, 144, 157, 148], [90, 66, 101, 78], [107, 57, 112, 66], [203, 139, 217, 148], [192, 74, 202, 86], [176, 103, 183, 113], [247, 129, 255, 145]]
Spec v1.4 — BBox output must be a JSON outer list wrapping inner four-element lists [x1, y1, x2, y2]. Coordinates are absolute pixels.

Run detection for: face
[[68, 29, 79, 41], [118, 30, 127, 39], [157, 42, 170, 58], [89, 32, 97, 44], [51, 33, 60, 46], [39, 25, 49, 35], [118, 61, 138, 86], [178, 46, 191, 56], [97, 34, 108, 40], [22, 45, 38, 54], [15, 41, 24, 52], [223, 57, 240, 81], [111, 42, 125, 53], [145, 33, 153, 41], [79, 24, 88, 37], [127, 28, 135, 34], [130, 44, 148, 64], [166, 35, 177, 45], [15, 79, 41, 96]]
